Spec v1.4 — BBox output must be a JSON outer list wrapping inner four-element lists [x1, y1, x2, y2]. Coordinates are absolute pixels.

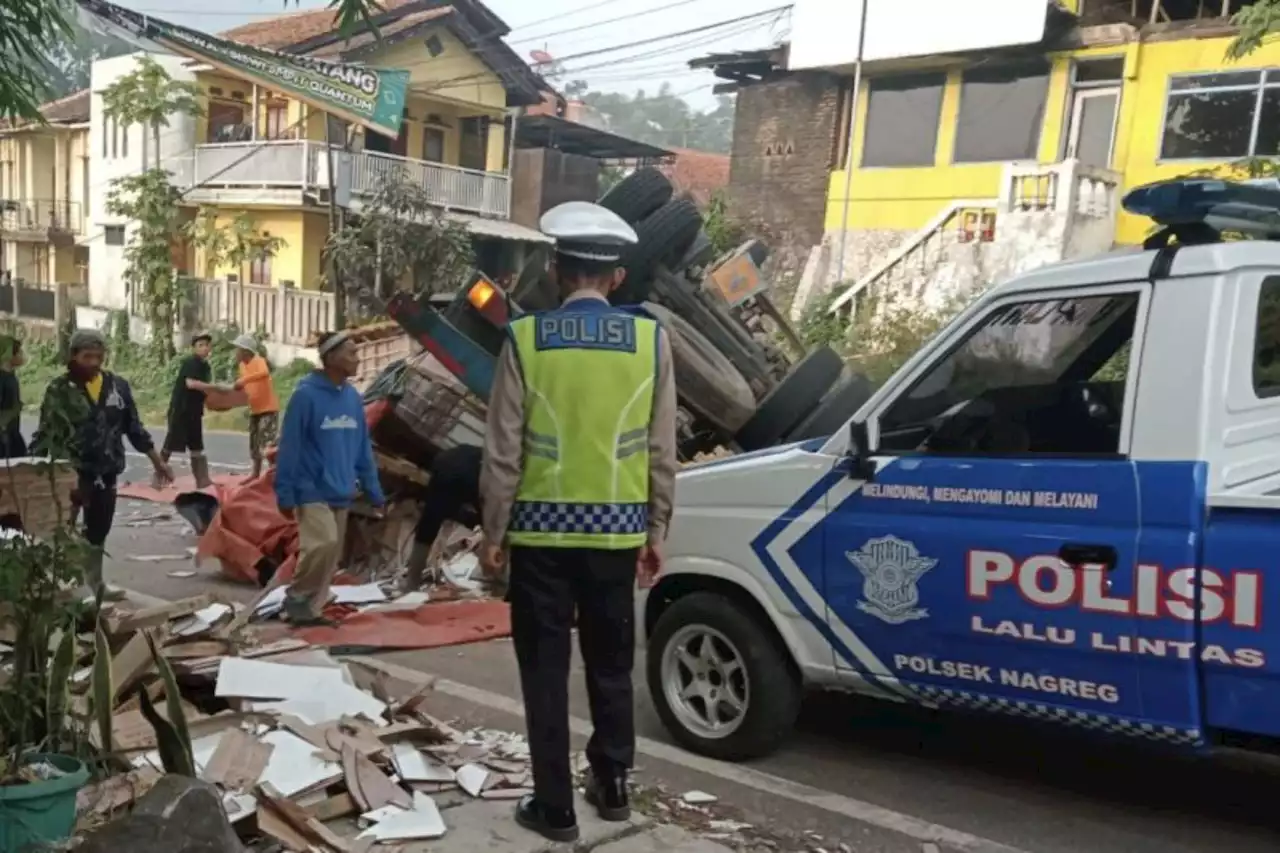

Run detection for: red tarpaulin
[[195, 471, 301, 585], [294, 599, 511, 650]]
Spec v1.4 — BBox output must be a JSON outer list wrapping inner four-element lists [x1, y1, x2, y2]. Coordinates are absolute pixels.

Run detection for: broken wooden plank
[[256, 782, 351, 853], [256, 801, 313, 852], [162, 640, 231, 660], [202, 728, 274, 792], [341, 741, 411, 812], [105, 595, 212, 636], [304, 791, 358, 823]]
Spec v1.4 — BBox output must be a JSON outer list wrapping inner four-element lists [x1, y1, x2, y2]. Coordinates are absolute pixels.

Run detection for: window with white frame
[[1161, 70, 1280, 160]]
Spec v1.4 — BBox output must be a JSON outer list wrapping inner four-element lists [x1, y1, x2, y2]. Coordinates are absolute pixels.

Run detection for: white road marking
[[369, 661, 1034, 853]]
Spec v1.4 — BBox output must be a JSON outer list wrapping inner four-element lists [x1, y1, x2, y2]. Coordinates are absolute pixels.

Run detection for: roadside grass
[[15, 326, 315, 433]]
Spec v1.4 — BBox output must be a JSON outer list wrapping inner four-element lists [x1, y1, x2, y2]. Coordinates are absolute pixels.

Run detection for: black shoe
[[515, 795, 579, 843], [584, 771, 631, 822]]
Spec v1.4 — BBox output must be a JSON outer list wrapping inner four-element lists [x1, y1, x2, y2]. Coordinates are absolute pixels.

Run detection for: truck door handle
[[1059, 543, 1117, 570]]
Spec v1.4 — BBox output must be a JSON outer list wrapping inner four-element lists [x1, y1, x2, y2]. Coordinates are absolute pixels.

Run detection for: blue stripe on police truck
[[744, 453, 1280, 745]]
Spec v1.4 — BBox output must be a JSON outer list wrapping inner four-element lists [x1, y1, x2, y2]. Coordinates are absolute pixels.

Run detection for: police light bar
[[1122, 178, 1280, 237]]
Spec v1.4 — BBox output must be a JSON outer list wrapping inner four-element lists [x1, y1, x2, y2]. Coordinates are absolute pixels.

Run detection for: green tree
[[101, 59, 202, 359], [105, 171, 184, 359], [1227, 1, 1280, 59], [0, 0, 73, 121], [184, 207, 232, 280], [327, 171, 475, 320], [100, 55, 202, 169], [226, 213, 286, 286], [580, 84, 735, 153]]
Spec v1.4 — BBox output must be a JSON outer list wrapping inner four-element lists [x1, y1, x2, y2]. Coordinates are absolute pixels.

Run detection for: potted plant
[[0, 368, 93, 852]]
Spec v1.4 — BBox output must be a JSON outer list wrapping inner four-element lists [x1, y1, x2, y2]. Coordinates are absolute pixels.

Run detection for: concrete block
[[594, 823, 735, 853], [439, 792, 650, 853]]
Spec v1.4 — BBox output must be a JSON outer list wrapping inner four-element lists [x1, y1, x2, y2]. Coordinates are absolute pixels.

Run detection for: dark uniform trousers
[[508, 544, 638, 812], [415, 445, 482, 547]]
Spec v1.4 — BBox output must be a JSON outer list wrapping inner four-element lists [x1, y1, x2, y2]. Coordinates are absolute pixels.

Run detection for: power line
[[510, 0, 713, 47], [410, 7, 788, 90]]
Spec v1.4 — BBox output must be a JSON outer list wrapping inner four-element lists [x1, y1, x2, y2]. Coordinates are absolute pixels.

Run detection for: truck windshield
[[879, 292, 1139, 456]]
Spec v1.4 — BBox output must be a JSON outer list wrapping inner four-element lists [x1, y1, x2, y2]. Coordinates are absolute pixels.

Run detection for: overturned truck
[[386, 168, 872, 460]]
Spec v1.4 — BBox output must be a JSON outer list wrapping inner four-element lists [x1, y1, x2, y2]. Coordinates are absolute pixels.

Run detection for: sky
[[114, 0, 792, 108]]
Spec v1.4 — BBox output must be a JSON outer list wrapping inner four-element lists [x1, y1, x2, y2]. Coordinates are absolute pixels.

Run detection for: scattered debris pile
[[72, 596, 537, 850]]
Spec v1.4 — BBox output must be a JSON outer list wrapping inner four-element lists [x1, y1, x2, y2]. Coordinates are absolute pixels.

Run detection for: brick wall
[[727, 71, 846, 297]]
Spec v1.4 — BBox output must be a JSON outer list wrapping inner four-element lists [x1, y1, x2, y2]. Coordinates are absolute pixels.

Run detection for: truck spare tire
[[786, 373, 874, 442], [614, 200, 704, 305], [734, 346, 845, 451], [598, 167, 674, 224], [643, 301, 756, 434]]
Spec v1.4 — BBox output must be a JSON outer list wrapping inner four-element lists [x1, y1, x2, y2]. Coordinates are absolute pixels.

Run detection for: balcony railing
[[0, 199, 84, 235], [171, 141, 510, 219], [352, 151, 510, 219]]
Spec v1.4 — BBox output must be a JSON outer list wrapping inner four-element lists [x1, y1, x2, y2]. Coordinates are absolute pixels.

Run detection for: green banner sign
[[77, 0, 409, 137]]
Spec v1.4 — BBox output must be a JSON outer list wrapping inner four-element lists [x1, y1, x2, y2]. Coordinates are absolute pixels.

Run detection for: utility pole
[[833, 0, 871, 288], [324, 113, 346, 328]]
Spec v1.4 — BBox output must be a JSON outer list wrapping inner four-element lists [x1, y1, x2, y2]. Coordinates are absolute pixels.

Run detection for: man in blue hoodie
[[274, 330, 385, 626]]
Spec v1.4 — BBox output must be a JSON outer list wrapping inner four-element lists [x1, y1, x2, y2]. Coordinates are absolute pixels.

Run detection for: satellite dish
[[530, 49, 554, 65]]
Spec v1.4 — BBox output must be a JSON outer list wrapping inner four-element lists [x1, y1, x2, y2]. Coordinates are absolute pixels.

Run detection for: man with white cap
[[274, 330, 385, 626], [479, 201, 678, 842], [191, 334, 279, 479]]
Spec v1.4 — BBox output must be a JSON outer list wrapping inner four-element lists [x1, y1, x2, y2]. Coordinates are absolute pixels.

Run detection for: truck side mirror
[[847, 420, 877, 482]]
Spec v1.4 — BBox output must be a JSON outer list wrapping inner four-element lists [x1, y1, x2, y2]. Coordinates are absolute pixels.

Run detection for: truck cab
[[643, 179, 1280, 762]]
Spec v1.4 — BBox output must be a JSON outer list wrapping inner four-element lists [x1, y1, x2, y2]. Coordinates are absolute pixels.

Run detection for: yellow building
[[825, 0, 1276, 253], [168, 0, 544, 291], [0, 91, 91, 288]]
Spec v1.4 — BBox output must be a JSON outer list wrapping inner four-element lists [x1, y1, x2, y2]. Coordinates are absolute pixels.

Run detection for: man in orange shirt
[[232, 335, 280, 479], [195, 334, 281, 479]]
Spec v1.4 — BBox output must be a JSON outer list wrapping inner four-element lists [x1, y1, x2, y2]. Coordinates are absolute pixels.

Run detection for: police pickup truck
[[641, 178, 1280, 762]]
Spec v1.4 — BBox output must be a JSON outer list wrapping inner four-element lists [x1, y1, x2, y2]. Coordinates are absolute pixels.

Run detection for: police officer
[[479, 201, 678, 842]]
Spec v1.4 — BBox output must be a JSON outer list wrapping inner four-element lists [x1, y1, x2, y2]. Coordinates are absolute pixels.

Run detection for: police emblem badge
[[847, 535, 938, 624]]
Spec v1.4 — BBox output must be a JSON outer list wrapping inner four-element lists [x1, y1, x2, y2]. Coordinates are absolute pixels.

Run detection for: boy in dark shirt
[[158, 332, 213, 489]]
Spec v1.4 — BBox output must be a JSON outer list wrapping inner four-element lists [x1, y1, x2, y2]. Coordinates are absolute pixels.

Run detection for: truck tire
[[511, 255, 557, 312], [644, 302, 756, 434], [743, 239, 769, 268], [648, 592, 801, 761], [615, 200, 703, 305], [734, 346, 844, 451], [786, 373, 874, 442], [598, 167, 673, 224], [676, 229, 717, 272]]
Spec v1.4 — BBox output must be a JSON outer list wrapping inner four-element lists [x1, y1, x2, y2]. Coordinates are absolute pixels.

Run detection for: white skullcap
[[540, 201, 638, 262], [232, 334, 257, 352]]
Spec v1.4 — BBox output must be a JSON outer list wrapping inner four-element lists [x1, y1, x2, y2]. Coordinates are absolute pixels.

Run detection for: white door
[[1067, 87, 1120, 169]]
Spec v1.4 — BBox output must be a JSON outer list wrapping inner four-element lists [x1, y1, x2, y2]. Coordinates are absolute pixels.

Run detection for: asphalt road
[[32, 415, 1280, 853]]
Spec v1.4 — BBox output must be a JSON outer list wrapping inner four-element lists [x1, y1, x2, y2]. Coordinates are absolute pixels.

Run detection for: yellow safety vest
[[507, 302, 659, 549]]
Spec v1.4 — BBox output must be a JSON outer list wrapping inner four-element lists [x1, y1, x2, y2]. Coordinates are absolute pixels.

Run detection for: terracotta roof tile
[[218, 0, 422, 50], [308, 7, 452, 57], [660, 148, 730, 206], [0, 89, 91, 131]]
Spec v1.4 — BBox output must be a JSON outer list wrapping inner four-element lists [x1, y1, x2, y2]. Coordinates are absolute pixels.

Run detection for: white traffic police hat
[[540, 201, 638, 262]]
